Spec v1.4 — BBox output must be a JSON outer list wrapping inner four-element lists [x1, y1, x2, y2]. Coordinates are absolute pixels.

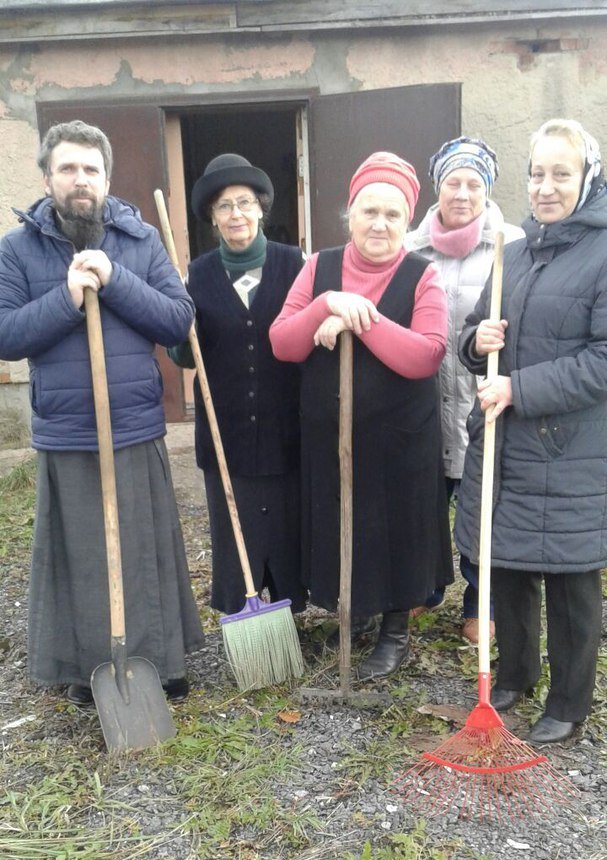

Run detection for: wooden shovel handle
[[84, 287, 126, 640], [339, 330, 354, 693], [477, 231, 504, 672], [153, 189, 257, 596]]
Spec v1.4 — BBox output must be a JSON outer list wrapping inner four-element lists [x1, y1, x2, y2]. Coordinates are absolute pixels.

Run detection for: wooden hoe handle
[[84, 287, 126, 640]]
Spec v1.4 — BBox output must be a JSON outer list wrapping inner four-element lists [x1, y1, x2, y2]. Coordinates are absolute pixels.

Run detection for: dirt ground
[[163, 422, 205, 504], [1, 424, 606, 859]]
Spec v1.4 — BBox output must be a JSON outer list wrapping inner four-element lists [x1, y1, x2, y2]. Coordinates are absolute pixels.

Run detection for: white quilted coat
[[406, 201, 523, 478]]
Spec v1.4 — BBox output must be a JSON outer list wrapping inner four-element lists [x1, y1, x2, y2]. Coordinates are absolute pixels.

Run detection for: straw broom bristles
[[222, 601, 304, 690]]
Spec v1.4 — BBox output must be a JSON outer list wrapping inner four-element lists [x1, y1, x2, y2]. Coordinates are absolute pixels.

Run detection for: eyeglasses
[[213, 197, 258, 215]]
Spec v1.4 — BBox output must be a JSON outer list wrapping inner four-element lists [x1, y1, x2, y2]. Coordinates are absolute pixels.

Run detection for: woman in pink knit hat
[[270, 152, 453, 679]]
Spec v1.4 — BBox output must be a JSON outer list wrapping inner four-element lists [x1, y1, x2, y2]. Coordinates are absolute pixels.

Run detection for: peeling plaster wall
[[0, 24, 604, 225], [0, 20, 605, 424], [0, 119, 41, 233], [345, 24, 606, 223]]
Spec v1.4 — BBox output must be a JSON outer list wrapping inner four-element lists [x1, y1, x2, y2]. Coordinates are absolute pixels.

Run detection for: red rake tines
[[393, 674, 579, 821]]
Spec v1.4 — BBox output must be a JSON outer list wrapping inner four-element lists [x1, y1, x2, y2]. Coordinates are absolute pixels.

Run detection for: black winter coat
[[185, 242, 303, 476], [455, 187, 607, 572]]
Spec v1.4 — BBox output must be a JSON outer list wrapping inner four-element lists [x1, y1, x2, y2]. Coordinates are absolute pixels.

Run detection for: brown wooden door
[[35, 102, 186, 422], [308, 84, 461, 251]]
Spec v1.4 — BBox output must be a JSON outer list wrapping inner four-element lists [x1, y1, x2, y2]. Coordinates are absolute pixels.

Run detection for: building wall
[[0, 22, 605, 231], [0, 17, 605, 428]]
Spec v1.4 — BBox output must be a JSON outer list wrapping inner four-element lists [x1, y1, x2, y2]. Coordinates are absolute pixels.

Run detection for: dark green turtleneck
[[219, 230, 267, 281]]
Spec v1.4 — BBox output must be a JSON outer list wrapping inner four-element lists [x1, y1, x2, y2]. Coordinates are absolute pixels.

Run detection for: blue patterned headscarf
[[429, 136, 499, 196]]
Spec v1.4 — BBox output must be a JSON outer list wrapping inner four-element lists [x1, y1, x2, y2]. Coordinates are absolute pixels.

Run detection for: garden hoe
[[299, 330, 390, 709], [86, 287, 176, 752]]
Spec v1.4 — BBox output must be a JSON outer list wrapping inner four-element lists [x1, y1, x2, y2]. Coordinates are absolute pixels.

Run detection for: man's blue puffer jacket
[[0, 195, 194, 450]]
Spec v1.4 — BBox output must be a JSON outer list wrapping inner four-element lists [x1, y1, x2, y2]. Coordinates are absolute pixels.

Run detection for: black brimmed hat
[[191, 153, 274, 222]]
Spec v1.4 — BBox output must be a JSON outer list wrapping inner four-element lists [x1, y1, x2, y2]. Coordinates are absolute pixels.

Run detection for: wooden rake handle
[[339, 330, 354, 693], [84, 287, 126, 641], [153, 189, 257, 597], [477, 231, 504, 674]]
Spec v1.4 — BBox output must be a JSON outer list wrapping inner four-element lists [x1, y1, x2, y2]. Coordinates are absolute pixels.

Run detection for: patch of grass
[[0, 407, 30, 449], [343, 822, 490, 859], [0, 760, 158, 859], [338, 734, 410, 787], [1, 709, 319, 860], [0, 455, 36, 490], [0, 457, 36, 558], [143, 714, 320, 857]]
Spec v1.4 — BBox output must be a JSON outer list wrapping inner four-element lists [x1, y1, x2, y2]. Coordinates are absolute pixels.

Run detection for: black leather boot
[[357, 611, 410, 680], [326, 615, 378, 650], [66, 683, 94, 706]]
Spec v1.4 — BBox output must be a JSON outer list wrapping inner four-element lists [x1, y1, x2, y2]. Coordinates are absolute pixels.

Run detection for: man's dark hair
[[37, 120, 113, 179]]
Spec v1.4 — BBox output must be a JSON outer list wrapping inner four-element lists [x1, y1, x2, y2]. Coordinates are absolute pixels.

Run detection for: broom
[[154, 189, 304, 691], [393, 232, 578, 819]]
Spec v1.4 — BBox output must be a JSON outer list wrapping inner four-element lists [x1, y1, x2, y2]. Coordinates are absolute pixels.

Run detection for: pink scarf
[[429, 209, 485, 259]]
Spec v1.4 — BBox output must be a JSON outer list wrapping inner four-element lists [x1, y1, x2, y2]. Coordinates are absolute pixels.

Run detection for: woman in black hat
[[170, 154, 307, 616]]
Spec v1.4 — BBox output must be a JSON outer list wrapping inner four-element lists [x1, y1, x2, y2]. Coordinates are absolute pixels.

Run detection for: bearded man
[[0, 120, 203, 706]]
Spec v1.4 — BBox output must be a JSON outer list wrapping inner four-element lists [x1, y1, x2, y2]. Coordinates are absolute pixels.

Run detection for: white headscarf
[[575, 128, 602, 212]]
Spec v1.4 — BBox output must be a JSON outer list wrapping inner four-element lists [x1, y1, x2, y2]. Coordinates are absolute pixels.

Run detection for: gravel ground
[[1, 428, 606, 860]]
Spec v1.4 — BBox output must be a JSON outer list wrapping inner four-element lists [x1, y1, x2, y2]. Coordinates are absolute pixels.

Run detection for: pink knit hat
[[348, 151, 421, 217]]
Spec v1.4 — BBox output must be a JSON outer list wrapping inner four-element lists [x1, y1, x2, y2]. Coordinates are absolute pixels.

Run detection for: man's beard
[[54, 192, 106, 251]]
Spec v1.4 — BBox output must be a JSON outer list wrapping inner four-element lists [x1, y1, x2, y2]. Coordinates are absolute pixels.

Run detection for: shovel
[[85, 287, 176, 752], [300, 330, 390, 708]]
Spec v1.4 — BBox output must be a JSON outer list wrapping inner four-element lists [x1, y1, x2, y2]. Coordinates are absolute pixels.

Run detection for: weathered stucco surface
[[345, 23, 607, 223], [0, 119, 42, 234], [0, 16, 606, 417], [1, 23, 604, 223]]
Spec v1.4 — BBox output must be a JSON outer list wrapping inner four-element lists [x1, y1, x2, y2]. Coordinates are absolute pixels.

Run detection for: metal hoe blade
[[91, 657, 176, 752], [299, 686, 392, 709]]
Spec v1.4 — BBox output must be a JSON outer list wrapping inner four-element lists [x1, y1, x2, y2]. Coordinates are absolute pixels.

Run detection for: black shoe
[[66, 683, 94, 706], [326, 616, 378, 650], [357, 611, 410, 680], [163, 677, 189, 702], [529, 715, 577, 744], [490, 687, 527, 712]]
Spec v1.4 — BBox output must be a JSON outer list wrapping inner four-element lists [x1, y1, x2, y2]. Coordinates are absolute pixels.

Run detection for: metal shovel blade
[[91, 657, 176, 752]]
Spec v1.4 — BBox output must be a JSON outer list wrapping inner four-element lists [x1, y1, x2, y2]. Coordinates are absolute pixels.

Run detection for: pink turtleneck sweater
[[270, 243, 447, 379]]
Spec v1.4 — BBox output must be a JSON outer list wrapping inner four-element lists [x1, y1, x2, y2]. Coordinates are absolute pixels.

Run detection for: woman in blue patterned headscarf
[[406, 136, 523, 643]]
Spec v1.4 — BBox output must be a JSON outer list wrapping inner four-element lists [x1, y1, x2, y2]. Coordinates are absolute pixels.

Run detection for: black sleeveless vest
[[299, 247, 453, 614]]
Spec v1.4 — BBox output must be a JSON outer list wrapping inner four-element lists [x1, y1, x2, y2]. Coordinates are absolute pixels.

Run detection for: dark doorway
[[180, 104, 301, 261], [309, 84, 461, 249]]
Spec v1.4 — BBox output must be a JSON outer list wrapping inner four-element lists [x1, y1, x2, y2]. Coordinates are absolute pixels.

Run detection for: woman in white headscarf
[[455, 119, 606, 744], [406, 137, 523, 644]]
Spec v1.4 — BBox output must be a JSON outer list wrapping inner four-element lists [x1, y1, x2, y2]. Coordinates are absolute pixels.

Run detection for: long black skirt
[[28, 439, 204, 687], [204, 468, 307, 615], [301, 409, 454, 617]]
